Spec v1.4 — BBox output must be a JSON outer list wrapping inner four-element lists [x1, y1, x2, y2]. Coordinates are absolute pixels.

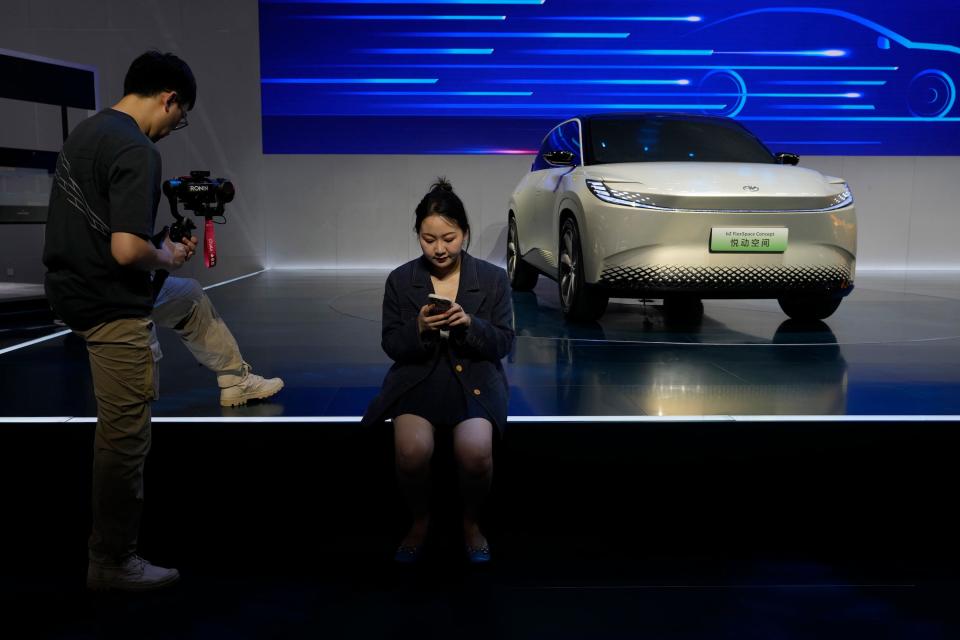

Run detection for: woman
[[362, 179, 515, 564]]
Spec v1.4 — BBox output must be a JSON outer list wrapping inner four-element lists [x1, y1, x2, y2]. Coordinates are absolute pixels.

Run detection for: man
[[43, 51, 282, 591]]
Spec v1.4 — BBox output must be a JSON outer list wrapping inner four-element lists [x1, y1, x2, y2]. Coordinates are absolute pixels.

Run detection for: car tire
[[559, 218, 608, 322], [507, 216, 539, 291], [777, 295, 842, 321]]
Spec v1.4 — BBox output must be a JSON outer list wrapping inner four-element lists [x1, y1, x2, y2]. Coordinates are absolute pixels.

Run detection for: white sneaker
[[87, 554, 180, 592], [220, 365, 284, 407]]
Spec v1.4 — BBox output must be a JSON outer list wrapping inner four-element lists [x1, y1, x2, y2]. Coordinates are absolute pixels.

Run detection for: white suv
[[508, 113, 857, 322]]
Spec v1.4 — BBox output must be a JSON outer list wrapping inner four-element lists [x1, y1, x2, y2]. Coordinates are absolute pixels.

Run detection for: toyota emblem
[[742, 185, 760, 192]]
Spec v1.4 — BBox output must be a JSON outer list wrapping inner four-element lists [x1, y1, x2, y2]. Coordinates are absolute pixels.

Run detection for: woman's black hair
[[414, 177, 470, 246], [123, 50, 197, 110]]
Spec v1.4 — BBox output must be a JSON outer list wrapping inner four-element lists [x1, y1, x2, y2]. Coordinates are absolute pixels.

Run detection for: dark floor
[[1, 419, 958, 638], [2, 268, 960, 419]]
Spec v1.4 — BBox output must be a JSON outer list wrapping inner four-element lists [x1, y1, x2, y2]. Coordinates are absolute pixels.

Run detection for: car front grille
[[599, 263, 852, 293]]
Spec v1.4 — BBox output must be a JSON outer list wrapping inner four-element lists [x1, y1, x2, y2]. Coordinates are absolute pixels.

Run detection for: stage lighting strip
[[1, 416, 958, 424], [0, 269, 268, 357], [0, 329, 72, 355]]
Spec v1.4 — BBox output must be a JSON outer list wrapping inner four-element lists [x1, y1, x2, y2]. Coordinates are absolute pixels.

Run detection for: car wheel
[[507, 217, 539, 291], [559, 218, 608, 322], [777, 295, 842, 321]]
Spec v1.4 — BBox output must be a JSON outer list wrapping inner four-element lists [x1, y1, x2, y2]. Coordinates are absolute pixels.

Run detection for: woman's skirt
[[388, 349, 492, 428]]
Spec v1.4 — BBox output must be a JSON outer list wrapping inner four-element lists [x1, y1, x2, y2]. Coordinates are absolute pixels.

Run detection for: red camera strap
[[204, 218, 217, 268]]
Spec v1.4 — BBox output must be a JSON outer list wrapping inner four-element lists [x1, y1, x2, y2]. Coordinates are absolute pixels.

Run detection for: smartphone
[[428, 293, 453, 314]]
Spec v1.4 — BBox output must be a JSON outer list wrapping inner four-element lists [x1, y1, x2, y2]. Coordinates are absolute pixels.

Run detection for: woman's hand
[[417, 302, 471, 333], [418, 303, 449, 333], [445, 302, 471, 329]]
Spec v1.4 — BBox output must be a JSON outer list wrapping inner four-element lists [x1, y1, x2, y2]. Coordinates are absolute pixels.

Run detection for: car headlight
[[826, 183, 854, 209], [586, 178, 856, 212], [586, 179, 663, 209]]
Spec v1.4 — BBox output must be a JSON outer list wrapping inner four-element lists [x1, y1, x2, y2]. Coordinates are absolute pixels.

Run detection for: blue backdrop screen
[[259, 0, 960, 155]]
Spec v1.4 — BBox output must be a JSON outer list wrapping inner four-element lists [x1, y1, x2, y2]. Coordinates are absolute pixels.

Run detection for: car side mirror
[[775, 152, 800, 166], [543, 150, 576, 166], [877, 36, 891, 50]]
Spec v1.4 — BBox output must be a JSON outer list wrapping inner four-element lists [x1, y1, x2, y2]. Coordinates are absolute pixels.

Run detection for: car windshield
[[588, 116, 774, 165]]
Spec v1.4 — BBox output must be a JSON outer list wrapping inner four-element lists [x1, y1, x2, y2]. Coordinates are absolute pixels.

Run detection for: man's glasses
[[172, 106, 189, 131]]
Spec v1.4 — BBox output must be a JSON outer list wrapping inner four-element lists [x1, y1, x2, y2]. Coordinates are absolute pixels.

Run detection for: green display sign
[[710, 227, 788, 253]]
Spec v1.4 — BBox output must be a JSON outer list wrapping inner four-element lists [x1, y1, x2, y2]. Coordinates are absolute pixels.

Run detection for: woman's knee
[[455, 442, 493, 477], [395, 434, 433, 474]]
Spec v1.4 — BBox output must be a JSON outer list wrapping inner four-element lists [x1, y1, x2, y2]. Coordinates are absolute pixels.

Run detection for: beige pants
[[152, 276, 245, 387], [80, 316, 156, 561], [81, 276, 245, 561]]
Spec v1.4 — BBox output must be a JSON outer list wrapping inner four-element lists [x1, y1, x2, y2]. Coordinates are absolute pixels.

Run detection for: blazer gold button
[[473, 388, 481, 396], [455, 364, 463, 373]]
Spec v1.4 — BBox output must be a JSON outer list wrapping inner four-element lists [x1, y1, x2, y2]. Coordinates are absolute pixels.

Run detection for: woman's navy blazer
[[362, 252, 515, 433]]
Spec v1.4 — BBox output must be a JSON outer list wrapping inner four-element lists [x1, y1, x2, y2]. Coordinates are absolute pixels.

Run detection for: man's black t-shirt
[[43, 109, 162, 331]]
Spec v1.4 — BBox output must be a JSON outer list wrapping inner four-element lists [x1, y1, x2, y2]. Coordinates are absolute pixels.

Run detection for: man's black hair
[[123, 50, 197, 110]]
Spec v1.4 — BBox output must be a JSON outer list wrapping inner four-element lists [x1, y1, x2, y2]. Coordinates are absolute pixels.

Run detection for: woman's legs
[[393, 414, 435, 548], [453, 418, 494, 549]]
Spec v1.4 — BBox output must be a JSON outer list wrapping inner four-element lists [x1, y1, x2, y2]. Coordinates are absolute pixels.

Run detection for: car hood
[[582, 162, 850, 211]]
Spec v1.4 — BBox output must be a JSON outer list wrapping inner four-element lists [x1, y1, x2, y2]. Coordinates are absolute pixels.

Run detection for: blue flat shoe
[[466, 543, 491, 564], [394, 544, 423, 564]]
